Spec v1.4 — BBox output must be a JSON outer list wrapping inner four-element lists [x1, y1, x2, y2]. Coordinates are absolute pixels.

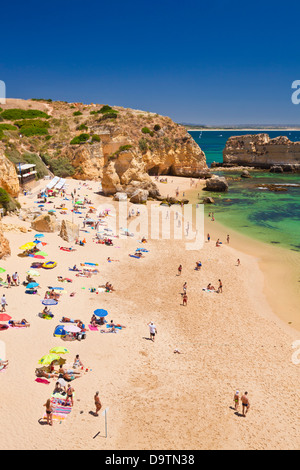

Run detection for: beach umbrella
[[48, 286, 64, 291], [49, 347, 70, 354], [42, 299, 58, 306], [94, 308, 108, 317], [0, 268, 6, 274], [34, 255, 45, 260], [26, 269, 40, 277], [34, 234, 44, 238], [0, 314, 12, 321], [63, 324, 81, 333], [35, 251, 48, 257], [26, 282, 39, 289], [19, 242, 35, 250], [38, 353, 60, 365]]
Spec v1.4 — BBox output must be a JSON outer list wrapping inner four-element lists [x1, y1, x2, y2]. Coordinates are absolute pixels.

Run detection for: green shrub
[[90, 110, 97, 115], [141, 127, 154, 136], [0, 123, 17, 131], [46, 157, 75, 177], [91, 134, 101, 142], [31, 98, 52, 103], [70, 133, 90, 145], [0, 188, 20, 214], [73, 111, 82, 116], [0, 109, 49, 120], [99, 105, 116, 114], [98, 113, 118, 122], [138, 138, 148, 153], [14, 119, 50, 136], [154, 124, 161, 131], [118, 145, 133, 152], [77, 123, 88, 131]]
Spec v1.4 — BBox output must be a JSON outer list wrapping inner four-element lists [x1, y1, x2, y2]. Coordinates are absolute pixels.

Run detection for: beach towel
[[88, 325, 98, 331], [129, 255, 141, 259], [202, 288, 218, 293], [106, 324, 122, 329], [43, 396, 72, 422], [35, 378, 50, 385]]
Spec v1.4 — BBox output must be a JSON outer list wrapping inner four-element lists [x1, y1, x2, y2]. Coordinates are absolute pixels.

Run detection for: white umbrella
[[63, 324, 81, 333]]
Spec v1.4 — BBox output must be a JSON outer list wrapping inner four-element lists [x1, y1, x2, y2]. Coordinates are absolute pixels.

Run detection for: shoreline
[[154, 176, 300, 333], [187, 128, 300, 132]]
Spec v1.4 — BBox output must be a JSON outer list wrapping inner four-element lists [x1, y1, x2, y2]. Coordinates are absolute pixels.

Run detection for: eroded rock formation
[[223, 134, 300, 170]]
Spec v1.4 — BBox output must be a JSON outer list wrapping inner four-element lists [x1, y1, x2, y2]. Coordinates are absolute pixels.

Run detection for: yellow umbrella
[[49, 347, 70, 354], [19, 242, 36, 250], [38, 353, 60, 365]]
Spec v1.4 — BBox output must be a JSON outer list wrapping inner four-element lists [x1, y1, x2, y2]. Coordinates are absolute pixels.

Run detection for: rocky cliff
[[0, 225, 11, 258], [0, 99, 207, 195], [223, 134, 300, 170], [0, 147, 20, 197]]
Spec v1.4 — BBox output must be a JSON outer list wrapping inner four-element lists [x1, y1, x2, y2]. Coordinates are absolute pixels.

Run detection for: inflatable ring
[[42, 261, 57, 269]]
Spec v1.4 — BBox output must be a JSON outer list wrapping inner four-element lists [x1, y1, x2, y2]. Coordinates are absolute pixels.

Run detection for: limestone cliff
[[0, 99, 207, 194], [0, 225, 11, 258], [223, 134, 300, 169], [0, 147, 20, 197]]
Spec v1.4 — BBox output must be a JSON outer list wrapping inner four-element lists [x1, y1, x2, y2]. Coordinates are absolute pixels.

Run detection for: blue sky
[[1, 0, 300, 124]]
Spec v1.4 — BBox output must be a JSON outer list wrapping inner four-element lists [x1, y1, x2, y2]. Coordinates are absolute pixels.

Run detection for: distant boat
[[199, 131, 202, 138]]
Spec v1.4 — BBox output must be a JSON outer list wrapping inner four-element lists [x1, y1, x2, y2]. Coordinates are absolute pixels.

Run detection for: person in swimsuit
[[233, 391, 240, 410], [241, 392, 250, 416], [182, 293, 188, 306], [65, 384, 74, 406], [178, 265, 182, 276], [218, 279, 223, 293], [44, 399, 53, 426], [94, 391, 102, 416]]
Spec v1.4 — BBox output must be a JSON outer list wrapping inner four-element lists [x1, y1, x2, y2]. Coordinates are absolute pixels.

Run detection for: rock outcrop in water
[[223, 134, 300, 171]]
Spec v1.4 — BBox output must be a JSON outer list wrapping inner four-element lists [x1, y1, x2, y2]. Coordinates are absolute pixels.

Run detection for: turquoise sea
[[189, 130, 300, 251]]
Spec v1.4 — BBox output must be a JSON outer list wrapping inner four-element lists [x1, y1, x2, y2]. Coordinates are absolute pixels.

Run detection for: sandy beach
[[0, 176, 299, 450]]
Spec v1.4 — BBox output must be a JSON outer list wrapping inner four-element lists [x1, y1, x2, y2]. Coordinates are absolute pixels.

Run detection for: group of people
[[5, 272, 20, 287]]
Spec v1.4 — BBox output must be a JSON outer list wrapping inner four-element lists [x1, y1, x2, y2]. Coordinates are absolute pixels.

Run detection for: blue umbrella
[[35, 234, 44, 238], [48, 286, 64, 290], [27, 282, 39, 289], [42, 299, 58, 306], [94, 309, 108, 317]]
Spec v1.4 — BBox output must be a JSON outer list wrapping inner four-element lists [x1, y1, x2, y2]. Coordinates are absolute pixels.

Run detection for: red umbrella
[[0, 314, 12, 321], [34, 255, 45, 259]]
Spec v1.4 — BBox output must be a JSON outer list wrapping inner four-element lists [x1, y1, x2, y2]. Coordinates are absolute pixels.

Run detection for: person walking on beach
[[148, 322, 157, 342], [207, 233, 210, 242], [94, 392, 102, 416], [1, 295, 7, 312], [237, 259, 241, 266], [178, 265, 182, 276], [182, 293, 188, 306], [43, 399, 53, 426], [183, 282, 187, 294], [241, 392, 250, 416], [227, 234, 230, 244], [218, 279, 223, 293], [233, 391, 240, 411]]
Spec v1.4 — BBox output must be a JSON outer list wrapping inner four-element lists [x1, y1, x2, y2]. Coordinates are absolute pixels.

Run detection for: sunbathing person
[[206, 283, 216, 291], [35, 368, 56, 379], [9, 319, 30, 327], [104, 282, 115, 292], [0, 360, 9, 371]]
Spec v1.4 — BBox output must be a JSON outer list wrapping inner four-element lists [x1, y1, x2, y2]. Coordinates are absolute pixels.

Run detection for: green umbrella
[[35, 251, 48, 257], [0, 268, 6, 274]]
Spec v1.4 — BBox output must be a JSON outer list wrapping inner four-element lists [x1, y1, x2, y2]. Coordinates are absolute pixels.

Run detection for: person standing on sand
[[233, 391, 240, 411], [227, 234, 230, 244], [148, 322, 157, 342], [183, 282, 187, 294], [241, 392, 250, 416], [178, 265, 182, 276], [218, 279, 223, 293], [207, 233, 210, 242], [1, 295, 7, 312], [182, 293, 188, 306], [44, 399, 53, 426], [237, 259, 241, 266], [94, 392, 102, 416]]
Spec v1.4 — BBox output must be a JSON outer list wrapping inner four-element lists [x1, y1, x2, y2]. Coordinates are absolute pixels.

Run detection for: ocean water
[[188, 130, 300, 251]]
